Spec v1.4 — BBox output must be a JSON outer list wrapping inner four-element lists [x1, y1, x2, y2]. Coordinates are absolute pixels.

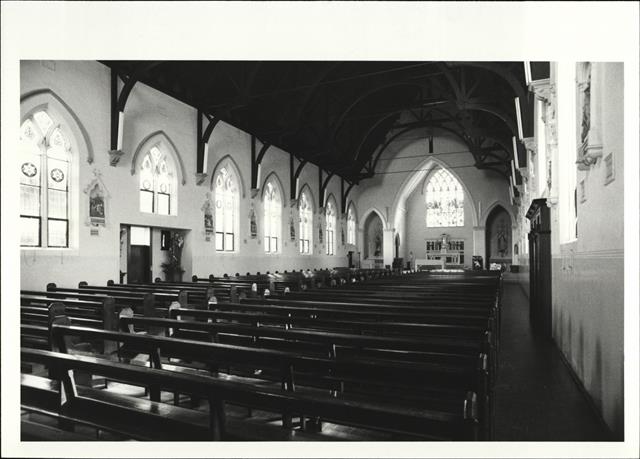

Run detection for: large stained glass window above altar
[[425, 168, 464, 227]]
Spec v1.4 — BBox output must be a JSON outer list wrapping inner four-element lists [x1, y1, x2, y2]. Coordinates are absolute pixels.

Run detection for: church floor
[[494, 278, 609, 441]]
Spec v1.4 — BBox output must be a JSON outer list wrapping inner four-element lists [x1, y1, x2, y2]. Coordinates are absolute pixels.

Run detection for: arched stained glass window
[[214, 166, 238, 251], [425, 168, 465, 227], [20, 110, 72, 247], [139, 145, 176, 216], [347, 204, 356, 245], [325, 198, 336, 255], [298, 190, 313, 254], [263, 180, 282, 253]]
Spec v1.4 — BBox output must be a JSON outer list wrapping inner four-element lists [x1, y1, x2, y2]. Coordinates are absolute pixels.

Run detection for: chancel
[[14, 57, 625, 444]]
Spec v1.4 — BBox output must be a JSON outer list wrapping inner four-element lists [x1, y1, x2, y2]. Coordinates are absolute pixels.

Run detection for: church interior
[[2, 3, 638, 458]]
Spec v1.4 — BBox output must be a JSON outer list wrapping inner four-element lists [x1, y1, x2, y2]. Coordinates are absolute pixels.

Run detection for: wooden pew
[[25, 329, 481, 440], [119, 315, 491, 406]]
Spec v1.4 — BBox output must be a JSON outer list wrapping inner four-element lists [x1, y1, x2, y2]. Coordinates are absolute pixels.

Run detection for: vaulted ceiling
[[101, 61, 542, 185]]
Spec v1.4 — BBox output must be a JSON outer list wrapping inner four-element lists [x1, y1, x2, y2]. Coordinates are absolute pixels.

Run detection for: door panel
[[128, 245, 151, 283]]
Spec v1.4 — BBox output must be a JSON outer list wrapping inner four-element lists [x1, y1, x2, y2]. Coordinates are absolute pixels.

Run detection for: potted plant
[[161, 232, 185, 282]]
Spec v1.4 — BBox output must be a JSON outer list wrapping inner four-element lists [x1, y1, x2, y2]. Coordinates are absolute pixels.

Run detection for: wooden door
[[128, 245, 150, 283], [526, 198, 552, 338], [128, 226, 152, 284]]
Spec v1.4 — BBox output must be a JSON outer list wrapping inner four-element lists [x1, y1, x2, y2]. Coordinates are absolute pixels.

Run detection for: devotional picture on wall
[[202, 192, 214, 240], [249, 203, 257, 239], [89, 184, 105, 226], [289, 212, 296, 242], [84, 170, 109, 227]]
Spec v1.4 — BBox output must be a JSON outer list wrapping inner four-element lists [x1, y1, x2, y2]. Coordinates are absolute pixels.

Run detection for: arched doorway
[[485, 205, 512, 270], [363, 212, 384, 268], [394, 233, 400, 259]]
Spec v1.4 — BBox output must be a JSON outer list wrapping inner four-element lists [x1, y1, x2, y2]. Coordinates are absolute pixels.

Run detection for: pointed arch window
[[139, 145, 177, 216], [425, 168, 465, 227], [298, 190, 313, 254], [325, 198, 336, 255], [20, 110, 72, 247], [214, 166, 239, 251], [263, 180, 282, 253], [347, 204, 357, 245]]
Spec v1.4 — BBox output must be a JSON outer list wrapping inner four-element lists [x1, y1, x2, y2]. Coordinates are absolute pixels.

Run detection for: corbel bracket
[[576, 139, 602, 170]]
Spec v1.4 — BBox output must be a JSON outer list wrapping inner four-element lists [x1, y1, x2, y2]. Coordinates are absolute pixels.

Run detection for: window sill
[[140, 212, 177, 217], [21, 247, 80, 256]]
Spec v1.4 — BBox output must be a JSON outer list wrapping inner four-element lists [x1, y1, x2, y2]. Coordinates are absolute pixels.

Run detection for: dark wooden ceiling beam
[[341, 178, 356, 214], [196, 111, 220, 184], [250, 136, 272, 195], [108, 62, 163, 166]]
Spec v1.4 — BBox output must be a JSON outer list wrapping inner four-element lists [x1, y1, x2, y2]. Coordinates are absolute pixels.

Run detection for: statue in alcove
[[374, 233, 382, 257], [497, 218, 508, 257]]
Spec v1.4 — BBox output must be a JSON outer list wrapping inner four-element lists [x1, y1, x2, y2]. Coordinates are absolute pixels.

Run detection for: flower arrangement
[[161, 232, 185, 281]]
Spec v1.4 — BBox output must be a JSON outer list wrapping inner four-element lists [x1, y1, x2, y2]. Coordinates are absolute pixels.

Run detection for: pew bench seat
[[22, 351, 476, 441], [21, 419, 99, 441]]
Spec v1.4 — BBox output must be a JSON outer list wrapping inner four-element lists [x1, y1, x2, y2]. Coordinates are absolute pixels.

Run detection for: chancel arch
[[391, 154, 478, 232]]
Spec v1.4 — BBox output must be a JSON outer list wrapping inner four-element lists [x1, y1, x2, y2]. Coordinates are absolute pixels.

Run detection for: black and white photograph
[[1, 2, 638, 458]]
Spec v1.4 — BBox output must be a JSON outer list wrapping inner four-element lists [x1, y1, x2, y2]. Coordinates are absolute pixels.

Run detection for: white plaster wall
[[551, 63, 624, 438], [513, 63, 624, 437], [19, 61, 352, 290]]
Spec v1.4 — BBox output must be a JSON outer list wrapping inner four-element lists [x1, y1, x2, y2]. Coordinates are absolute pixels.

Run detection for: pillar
[[473, 226, 486, 258], [383, 228, 395, 268]]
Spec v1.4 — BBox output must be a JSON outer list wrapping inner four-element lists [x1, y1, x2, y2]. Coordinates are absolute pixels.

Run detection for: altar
[[416, 234, 465, 270]]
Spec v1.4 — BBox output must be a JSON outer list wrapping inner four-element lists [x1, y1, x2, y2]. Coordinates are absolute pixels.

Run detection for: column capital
[[522, 137, 536, 154], [530, 78, 552, 102]]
